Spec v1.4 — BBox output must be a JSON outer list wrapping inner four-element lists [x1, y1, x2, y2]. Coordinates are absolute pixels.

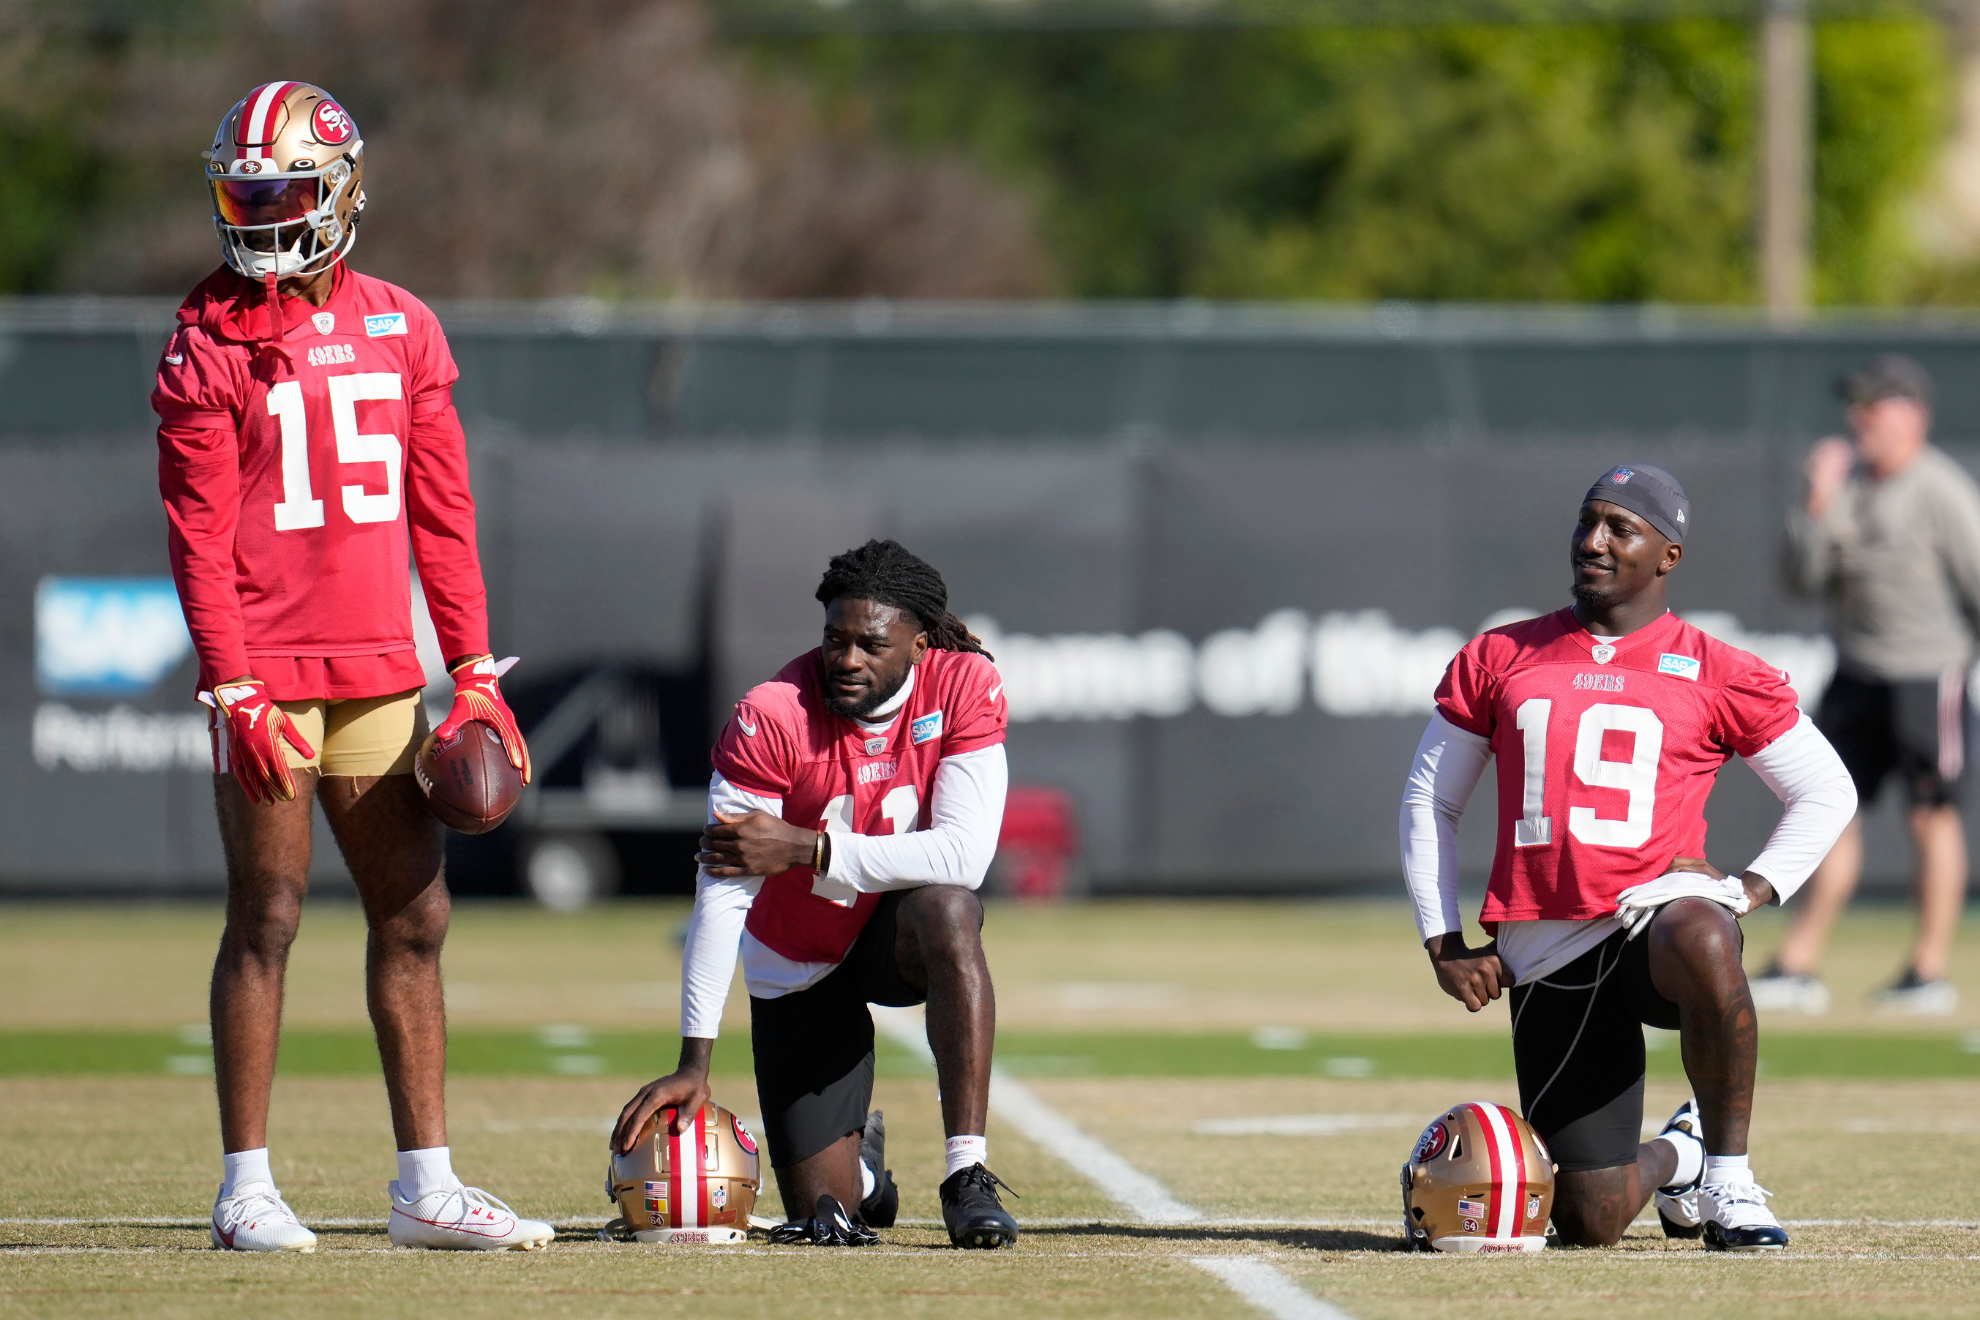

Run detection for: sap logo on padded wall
[[35, 577, 192, 696]]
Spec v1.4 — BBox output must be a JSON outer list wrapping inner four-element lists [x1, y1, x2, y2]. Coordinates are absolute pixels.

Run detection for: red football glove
[[211, 677, 316, 804], [435, 655, 531, 785]]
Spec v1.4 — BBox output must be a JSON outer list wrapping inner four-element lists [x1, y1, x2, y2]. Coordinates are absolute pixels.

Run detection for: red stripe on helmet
[[1496, 1104, 1528, 1236], [241, 81, 299, 156], [696, 1107, 711, 1227], [1464, 1103, 1503, 1235], [667, 1108, 686, 1228]]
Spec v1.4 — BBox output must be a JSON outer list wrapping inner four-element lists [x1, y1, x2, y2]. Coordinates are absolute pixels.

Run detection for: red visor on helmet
[[211, 174, 322, 228]]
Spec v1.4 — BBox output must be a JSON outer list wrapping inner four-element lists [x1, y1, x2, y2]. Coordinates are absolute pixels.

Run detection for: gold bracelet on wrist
[[812, 831, 826, 873]]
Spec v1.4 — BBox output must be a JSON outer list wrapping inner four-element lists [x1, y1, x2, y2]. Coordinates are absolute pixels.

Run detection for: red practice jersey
[[1435, 608, 1799, 925], [152, 265, 488, 699], [713, 647, 1008, 966]]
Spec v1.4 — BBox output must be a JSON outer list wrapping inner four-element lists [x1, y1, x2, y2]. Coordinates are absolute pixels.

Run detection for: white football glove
[[1614, 871, 1750, 940]]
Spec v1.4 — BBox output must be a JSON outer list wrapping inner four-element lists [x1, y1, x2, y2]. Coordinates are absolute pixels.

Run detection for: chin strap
[[259, 272, 293, 368]]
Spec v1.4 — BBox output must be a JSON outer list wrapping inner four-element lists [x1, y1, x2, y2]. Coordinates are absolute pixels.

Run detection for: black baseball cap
[[1584, 463, 1690, 544], [1836, 354, 1934, 408]]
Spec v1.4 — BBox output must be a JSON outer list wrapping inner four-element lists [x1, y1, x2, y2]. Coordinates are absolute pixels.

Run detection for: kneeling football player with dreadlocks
[[614, 540, 1019, 1248]]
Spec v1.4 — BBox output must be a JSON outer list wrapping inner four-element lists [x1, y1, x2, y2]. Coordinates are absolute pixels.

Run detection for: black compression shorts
[[1508, 926, 1686, 1173], [1816, 668, 1968, 810], [750, 889, 925, 1169]]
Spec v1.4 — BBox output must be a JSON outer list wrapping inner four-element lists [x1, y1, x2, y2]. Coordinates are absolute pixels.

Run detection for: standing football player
[[1399, 465, 1857, 1250], [613, 540, 1019, 1249], [153, 83, 547, 1253]]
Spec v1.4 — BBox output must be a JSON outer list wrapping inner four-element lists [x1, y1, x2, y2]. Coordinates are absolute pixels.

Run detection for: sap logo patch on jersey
[[1572, 672, 1625, 692], [364, 312, 408, 337], [306, 343, 356, 368], [857, 759, 897, 786], [911, 710, 943, 744], [1657, 653, 1702, 682]]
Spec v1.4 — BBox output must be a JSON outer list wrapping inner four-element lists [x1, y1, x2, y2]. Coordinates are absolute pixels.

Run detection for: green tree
[[750, 14, 1950, 303]]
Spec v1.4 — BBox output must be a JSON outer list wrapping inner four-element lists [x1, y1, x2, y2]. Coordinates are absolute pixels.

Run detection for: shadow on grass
[[1024, 1223, 1399, 1252]]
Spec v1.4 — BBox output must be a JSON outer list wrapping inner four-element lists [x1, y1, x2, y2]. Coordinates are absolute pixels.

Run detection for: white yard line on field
[[871, 1004, 1198, 1225], [868, 1004, 1356, 1320], [1190, 1258, 1358, 1320]]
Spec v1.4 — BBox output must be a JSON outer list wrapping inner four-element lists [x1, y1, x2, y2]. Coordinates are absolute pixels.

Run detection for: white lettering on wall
[[967, 610, 1839, 724], [33, 703, 210, 772]]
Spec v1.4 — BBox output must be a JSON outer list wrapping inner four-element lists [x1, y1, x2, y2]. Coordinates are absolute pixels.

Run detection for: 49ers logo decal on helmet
[[1411, 1120, 1449, 1164], [732, 1114, 758, 1155], [311, 99, 354, 145]]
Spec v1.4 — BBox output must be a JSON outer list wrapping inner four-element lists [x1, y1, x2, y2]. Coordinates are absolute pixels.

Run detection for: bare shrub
[[57, 0, 1050, 299]]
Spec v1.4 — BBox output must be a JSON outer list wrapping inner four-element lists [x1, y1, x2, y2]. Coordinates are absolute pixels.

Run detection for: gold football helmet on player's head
[[205, 81, 365, 280], [1401, 1101, 1555, 1253], [605, 1103, 761, 1244]]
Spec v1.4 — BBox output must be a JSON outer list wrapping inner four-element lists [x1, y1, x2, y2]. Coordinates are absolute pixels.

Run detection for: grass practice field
[[6, 898, 1980, 1318]]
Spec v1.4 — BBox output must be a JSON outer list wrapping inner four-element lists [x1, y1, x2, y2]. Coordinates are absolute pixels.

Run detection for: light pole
[[1761, 0, 1813, 321]]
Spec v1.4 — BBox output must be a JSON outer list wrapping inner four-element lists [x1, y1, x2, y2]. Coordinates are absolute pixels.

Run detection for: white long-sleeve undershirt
[[677, 743, 1008, 1038], [1398, 710, 1857, 982]]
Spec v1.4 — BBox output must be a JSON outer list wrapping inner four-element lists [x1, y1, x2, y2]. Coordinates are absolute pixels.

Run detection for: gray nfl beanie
[[1583, 463, 1690, 543]]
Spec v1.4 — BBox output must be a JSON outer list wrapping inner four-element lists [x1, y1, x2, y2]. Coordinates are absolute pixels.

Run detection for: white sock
[[861, 1159, 877, 1202], [396, 1146, 462, 1201], [222, 1148, 273, 1198], [945, 1135, 988, 1179], [1703, 1154, 1751, 1185], [1656, 1128, 1703, 1188]]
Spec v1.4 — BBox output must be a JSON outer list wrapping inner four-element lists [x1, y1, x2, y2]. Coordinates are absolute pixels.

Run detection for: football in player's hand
[[415, 721, 523, 834]]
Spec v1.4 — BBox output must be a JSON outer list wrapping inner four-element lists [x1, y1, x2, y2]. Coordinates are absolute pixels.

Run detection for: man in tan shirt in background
[[1755, 355, 1980, 1015]]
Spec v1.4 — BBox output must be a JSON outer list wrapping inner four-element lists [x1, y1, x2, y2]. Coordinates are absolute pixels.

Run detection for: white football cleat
[[1701, 1174, 1788, 1251], [1652, 1098, 1704, 1240], [387, 1181, 554, 1251], [1871, 971, 1957, 1016], [1747, 966, 1831, 1015], [211, 1182, 317, 1253]]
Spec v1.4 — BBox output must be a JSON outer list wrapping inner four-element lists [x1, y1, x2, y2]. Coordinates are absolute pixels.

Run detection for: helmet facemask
[[210, 152, 364, 279]]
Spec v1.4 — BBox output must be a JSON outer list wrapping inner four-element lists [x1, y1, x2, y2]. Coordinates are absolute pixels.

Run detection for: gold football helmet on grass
[[1401, 1101, 1555, 1253], [205, 81, 366, 279], [605, 1103, 761, 1244]]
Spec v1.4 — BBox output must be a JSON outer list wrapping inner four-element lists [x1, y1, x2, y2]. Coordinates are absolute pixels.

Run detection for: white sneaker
[[1651, 1098, 1704, 1240], [1872, 971, 1957, 1016], [387, 1180, 554, 1251], [1701, 1174, 1788, 1251], [1748, 967, 1831, 1015], [211, 1182, 317, 1253]]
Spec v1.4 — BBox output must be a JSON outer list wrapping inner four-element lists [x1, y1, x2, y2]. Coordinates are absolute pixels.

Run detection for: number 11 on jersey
[[811, 786, 919, 905]]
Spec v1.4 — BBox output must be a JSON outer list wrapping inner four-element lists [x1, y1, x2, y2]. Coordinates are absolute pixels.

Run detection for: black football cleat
[[767, 1194, 879, 1246], [940, 1163, 1019, 1249], [858, 1110, 899, 1229]]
